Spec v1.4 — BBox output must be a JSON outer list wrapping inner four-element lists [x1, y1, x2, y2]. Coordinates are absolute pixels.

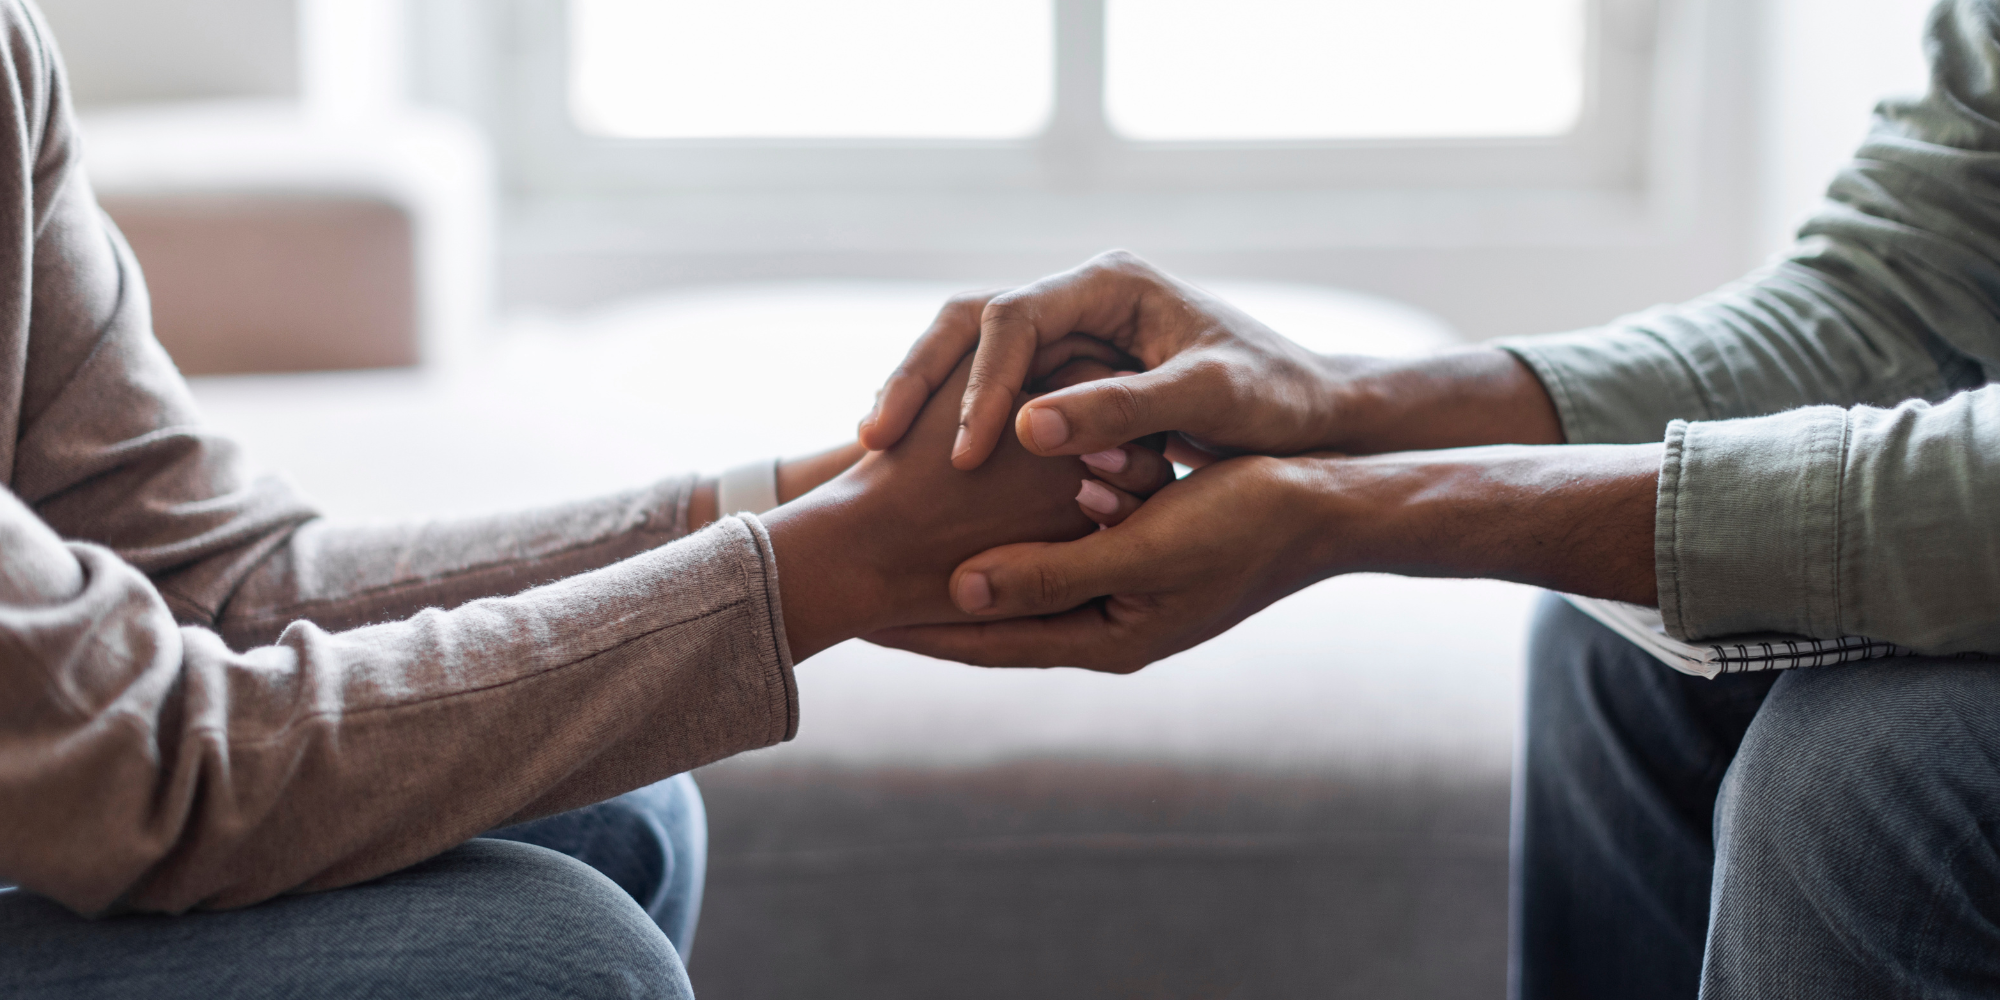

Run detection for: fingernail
[[956, 572, 993, 613], [1076, 480, 1120, 515], [1080, 448, 1128, 474], [1026, 407, 1070, 451], [952, 426, 972, 461]]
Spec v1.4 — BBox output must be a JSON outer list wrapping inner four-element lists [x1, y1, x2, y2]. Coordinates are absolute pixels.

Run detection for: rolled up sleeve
[[1656, 386, 2000, 651], [1496, 1, 2000, 647]]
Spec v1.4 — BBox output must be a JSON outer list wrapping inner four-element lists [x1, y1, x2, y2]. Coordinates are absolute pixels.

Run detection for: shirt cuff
[[1655, 406, 1848, 641], [1498, 329, 1711, 445]]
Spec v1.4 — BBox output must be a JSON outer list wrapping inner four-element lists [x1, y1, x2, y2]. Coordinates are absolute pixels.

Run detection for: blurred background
[[37, 0, 1936, 997]]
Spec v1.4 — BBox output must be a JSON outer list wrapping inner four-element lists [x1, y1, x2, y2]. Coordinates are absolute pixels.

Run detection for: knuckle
[[943, 292, 994, 324], [981, 296, 1035, 333], [1093, 248, 1146, 274], [961, 369, 1002, 402], [1027, 562, 1072, 611], [1097, 378, 1145, 430]]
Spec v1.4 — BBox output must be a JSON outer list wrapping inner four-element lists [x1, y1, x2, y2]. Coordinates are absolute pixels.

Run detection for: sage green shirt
[[1502, 0, 2000, 652]]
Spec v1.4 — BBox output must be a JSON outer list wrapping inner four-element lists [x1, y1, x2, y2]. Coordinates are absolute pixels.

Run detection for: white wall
[[35, 0, 297, 106], [35, 0, 405, 115], [1755, 0, 1936, 259]]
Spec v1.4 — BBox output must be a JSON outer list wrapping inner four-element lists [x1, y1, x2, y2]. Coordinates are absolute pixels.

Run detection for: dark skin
[[763, 354, 1174, 661], [859, 250, 1658, 673]]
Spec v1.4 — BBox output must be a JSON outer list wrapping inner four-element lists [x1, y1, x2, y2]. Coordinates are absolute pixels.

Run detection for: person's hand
[[867, 443, 1663, 673], [856, 250, 1563, 471], [1032, 356, 1177, 527], [865, 455, 1327, 671], [763, 355, 1175, 661], [777, 442, 868, 503]]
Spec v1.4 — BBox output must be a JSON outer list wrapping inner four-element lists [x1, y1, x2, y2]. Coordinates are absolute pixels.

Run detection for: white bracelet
[[715, 458, 782, 516]]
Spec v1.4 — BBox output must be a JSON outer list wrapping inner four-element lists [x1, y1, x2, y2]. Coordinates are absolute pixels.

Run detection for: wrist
[[1295, 444, 1661, 603], [1225, 454, 1359, 590], [1317, 349, 1565, 454], [761, 482, 900, 661]]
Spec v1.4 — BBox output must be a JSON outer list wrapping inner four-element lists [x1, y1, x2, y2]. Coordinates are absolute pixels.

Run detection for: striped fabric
[[1563, 596, 1995, 679]]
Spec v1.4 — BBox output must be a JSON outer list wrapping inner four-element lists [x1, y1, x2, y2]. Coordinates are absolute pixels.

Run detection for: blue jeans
[[1514, 594, 2000, 1000], [0, 773, 706, 1000]]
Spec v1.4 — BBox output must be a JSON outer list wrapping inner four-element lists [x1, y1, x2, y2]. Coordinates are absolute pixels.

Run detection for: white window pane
[[571, 0, 1053, 139], [1105, 0, 1586, 141]]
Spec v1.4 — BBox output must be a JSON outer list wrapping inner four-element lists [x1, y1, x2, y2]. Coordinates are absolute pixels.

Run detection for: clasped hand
[[843, 250, 1657, 673]]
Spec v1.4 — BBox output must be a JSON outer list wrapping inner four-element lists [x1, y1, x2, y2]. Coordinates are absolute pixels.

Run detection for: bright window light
[[570, 0, 1054, 139], [1105, 0, 1587, 141]]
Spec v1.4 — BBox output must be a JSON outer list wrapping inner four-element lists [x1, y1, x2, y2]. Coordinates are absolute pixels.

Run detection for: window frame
[[486, 0, 1661, 199]]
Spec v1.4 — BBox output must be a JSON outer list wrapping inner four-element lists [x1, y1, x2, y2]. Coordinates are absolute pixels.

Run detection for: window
[[480, 0, 1640, 198], [410, 0, 1752, 353], [568, 0, 1587, 144], [570, 0, 1053, 140], [1103, 0, 1585, 141]]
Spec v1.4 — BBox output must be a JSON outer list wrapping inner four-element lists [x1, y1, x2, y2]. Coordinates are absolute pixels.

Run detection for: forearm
[[1320, 348, 1566, 453], [214, 476, 697, 648], [1299, 443, 1661, 605]]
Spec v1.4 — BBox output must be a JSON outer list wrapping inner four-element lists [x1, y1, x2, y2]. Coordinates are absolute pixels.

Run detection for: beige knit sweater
[[0, 1, 797, 916]]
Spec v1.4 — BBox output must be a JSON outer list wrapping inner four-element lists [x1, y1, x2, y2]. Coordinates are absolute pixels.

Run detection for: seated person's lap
[[0, 775, 703, 1000], [1521, 594, 2000, 998]]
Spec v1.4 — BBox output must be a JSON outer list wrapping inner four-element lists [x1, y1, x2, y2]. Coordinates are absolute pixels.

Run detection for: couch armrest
[[80, 100, 494, 373]]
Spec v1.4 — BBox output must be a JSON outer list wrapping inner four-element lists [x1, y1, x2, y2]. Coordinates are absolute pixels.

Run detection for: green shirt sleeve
[[1498, 0, 2000, 647], [1656, 390, 2000, 651]]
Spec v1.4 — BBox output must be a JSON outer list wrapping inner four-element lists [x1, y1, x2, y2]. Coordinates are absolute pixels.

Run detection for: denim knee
[[0, 838, 693, 1000], [1718, 661, 2000, 852], [484, 773, 707, 957], [1706, 662, 2000, 997], [400, 838, 696, 1000]]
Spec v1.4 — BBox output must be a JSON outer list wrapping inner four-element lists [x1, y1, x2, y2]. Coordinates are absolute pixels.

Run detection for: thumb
[[1013, 357, 1221, 457], [950, 531, 1155, 618]]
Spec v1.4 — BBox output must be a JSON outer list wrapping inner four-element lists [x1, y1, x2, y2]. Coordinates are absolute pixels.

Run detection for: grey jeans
[[0, 773, 705, 1000], [1514, 594, 2000, 1000]]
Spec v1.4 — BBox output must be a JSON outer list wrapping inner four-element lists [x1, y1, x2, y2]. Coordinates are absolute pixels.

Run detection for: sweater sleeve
[[0, 1, 798, 915], [0, 488, 797, 916], [1498, 0, 2000, 443]]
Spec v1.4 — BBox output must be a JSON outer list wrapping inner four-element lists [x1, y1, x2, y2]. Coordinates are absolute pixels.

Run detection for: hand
[[1034, 356, 1179, 527], [856, 250, 1564, 471], [762, 355, 1172, 661], [868, 443, 1663, 673]]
